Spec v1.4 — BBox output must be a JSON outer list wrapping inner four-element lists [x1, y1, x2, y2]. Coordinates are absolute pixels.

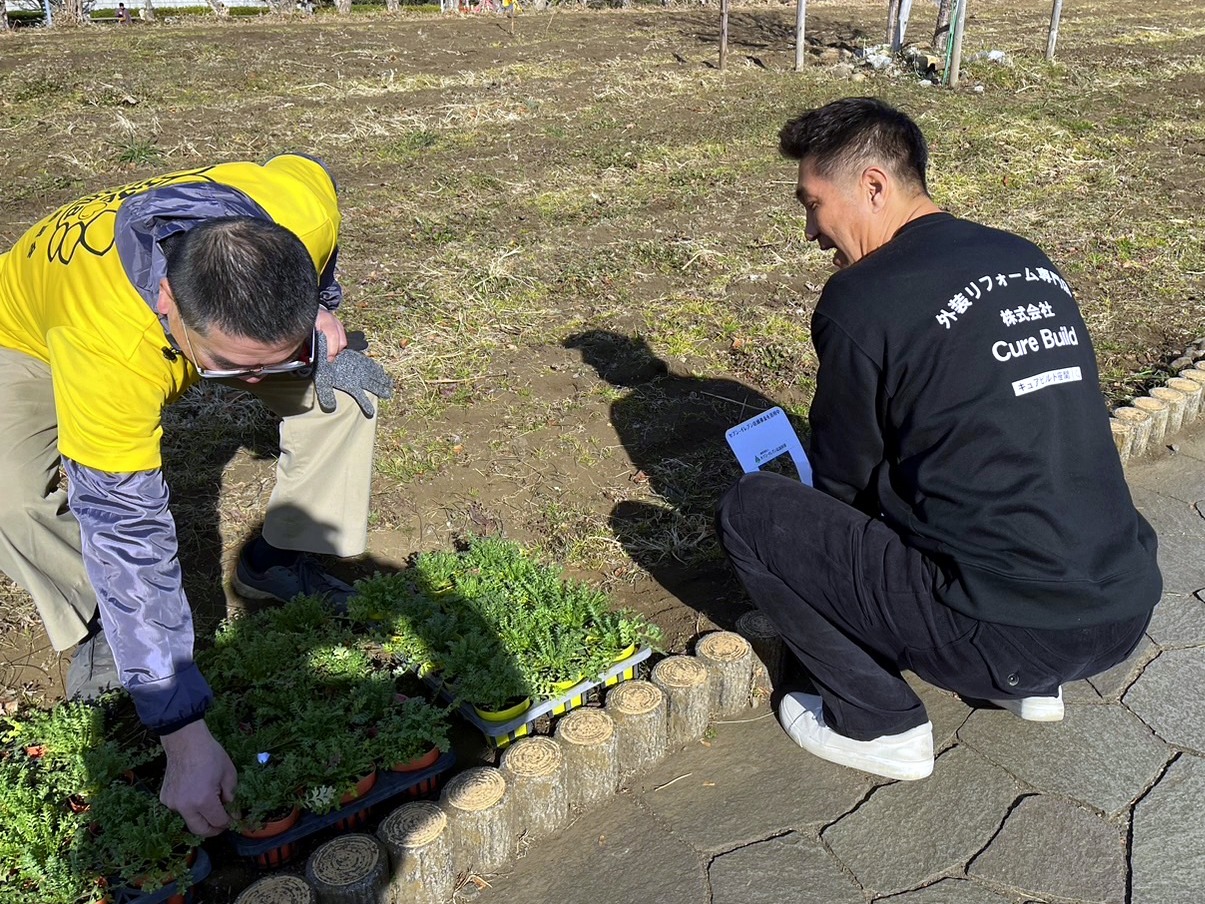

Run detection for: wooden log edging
[[235, 874, 317, 904], [499, 736, 568, 841], [352, 628, 792, 901], [304, 833, 389, 904], [377, 801, 454, 904], [440, 767, 513, 879], [650, 655, 711, 749], [695, 631, 754, 718], [554, 707, 619, 812], [1111, 360, 1205, 465], [734, 610, 787, 707], [605, 679, 667, 780]]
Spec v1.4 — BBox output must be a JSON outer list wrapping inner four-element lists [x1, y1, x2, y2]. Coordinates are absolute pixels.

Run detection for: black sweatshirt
[[809, 212, 1160, 630]]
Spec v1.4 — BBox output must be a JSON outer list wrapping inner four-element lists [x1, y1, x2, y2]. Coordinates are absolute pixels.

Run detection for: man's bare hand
[[315, 306, 347, 362], [159, 719, 237, 837]]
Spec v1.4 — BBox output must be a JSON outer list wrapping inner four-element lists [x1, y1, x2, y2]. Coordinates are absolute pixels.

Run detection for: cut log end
[[696, 631, 752, 663], [607, 679, 665, 716], [734, 610, 779, 640], [500, 736, 563, 778], [650, 655, 708, 689], [378, 800, 448, 849], [235, 874, 316, 904], [443, 767, 508, 813], [305, 834, 388, 904], [556, 707, 615, 746]]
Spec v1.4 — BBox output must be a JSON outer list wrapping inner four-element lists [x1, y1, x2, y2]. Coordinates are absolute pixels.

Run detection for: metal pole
[[948, 0, 967, 88], [1046, 0, 1063, 61], [897, 0, 913, 47], [794, 0, 807, 72], [719, 0, 729, 70]]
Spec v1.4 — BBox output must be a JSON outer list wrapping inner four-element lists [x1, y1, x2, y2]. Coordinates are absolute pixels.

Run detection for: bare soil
[[0, 1, 1202, 892]]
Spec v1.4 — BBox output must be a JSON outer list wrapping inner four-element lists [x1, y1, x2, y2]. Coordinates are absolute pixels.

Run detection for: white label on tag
[[725, 406, 812, 485]]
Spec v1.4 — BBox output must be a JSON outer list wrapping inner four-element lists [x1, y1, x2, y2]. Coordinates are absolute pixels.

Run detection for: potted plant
[[440, 629, 533, 720], [231, 754, 301, 835], [294, 727, 377, 826], [230, 753, 303, 869], [590, 609, 664, 662], [368, 698, 451, 773], [74, 782, 201, 898], [521, 623, 612, 700]]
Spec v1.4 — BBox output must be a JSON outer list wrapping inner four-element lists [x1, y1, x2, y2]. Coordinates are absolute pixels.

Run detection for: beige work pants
[[0, 346, 377, 651]]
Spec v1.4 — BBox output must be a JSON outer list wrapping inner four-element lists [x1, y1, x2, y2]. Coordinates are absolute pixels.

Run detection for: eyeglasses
[[177, 319, 316, 380]]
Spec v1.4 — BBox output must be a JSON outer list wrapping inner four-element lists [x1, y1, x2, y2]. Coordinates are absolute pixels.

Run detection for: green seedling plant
[[368, 697, 452, 769], [75, 781, 201, 895], [231, 754, 302, 833], [0, 760, 93, 904]]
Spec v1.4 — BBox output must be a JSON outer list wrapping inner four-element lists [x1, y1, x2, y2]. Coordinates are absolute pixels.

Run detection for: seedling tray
[[112, 848, 211, 904], [229, 751, 456, 861], [426, 646, 653, 747]]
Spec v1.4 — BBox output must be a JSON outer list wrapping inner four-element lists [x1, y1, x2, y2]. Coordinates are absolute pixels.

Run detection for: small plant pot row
[[229, 752, 457, 869], [421, 644, 652, 747], [1111, 361, 1205, 464], [350, 537, 664, 728], [109, 849, 211, 904], [235, 624, 789, 904]]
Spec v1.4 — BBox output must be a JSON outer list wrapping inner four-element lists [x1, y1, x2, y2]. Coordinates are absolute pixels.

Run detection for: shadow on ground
[[565, 329, 811, 637]]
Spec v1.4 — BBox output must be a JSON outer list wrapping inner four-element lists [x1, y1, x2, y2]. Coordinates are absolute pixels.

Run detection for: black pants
[[716, 472, 1149, 741]]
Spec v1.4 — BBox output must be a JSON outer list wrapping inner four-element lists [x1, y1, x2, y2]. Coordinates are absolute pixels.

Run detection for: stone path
[[471, 431, 1205, 904]]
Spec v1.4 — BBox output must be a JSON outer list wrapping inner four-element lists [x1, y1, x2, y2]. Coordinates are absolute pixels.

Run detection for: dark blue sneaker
[[233, 551, 354, 612], [66, 625, 120, 702]]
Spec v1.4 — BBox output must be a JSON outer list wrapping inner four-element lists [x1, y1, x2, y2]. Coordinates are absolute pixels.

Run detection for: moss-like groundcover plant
[[0, 700, 190, 903], [351, 537, 664, 709]]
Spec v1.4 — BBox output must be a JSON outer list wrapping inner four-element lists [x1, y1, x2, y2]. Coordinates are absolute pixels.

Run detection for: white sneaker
[[777, 692, 934, 781], [987, 687, 1064, 722]]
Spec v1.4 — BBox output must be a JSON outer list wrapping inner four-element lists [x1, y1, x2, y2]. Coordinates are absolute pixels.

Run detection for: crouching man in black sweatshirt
[[716, 98, 1160, 781]]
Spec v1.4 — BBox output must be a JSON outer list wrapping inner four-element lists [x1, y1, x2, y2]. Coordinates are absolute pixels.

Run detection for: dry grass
[[0, 0, 1202, 685]]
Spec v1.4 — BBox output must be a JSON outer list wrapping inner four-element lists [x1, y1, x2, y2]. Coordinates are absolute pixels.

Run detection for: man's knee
[[716, 471, 800, 547], [0, 464, 57, 524]]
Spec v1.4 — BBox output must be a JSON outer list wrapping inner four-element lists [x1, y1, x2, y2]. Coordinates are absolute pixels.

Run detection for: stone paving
[[471, 430, 1205, 904]]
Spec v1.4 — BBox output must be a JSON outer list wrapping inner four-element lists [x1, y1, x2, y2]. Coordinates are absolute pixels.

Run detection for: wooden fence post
[[933, 0, 952, 47], [794, 0, 807, 71], [719, 0, 729, 70]]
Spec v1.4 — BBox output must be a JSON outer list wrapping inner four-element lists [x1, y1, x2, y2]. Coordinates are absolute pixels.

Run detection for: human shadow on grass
[[564, 329, 809, 634], [159, 381, 282, 638]]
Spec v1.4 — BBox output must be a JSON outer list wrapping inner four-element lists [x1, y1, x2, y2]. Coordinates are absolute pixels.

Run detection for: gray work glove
[[313, 330, 393, 417]]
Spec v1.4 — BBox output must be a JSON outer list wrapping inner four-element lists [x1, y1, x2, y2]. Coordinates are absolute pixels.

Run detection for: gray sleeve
[[64, 460, 212, 735]]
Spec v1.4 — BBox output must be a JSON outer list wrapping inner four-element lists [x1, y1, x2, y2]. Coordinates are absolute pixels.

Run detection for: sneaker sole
[[798, 739, 935, 781], [231, 574, 288, 603], [988, 697, 1065, 722]]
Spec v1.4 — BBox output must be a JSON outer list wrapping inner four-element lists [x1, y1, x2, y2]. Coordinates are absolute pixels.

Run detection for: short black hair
[[779, 97, 929, 195], [164, 217, 318, 344]]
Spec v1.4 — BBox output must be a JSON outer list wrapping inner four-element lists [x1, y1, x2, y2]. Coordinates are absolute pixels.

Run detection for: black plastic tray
[[112, 848, 211, 903], [228, 751, 456, 859]]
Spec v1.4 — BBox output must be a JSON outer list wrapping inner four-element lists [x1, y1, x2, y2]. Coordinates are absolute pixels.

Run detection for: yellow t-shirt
[[0, 155, 340, 473]]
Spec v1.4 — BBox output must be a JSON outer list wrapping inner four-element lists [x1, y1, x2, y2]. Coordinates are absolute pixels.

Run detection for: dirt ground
[[0, 0, 1202, 755]]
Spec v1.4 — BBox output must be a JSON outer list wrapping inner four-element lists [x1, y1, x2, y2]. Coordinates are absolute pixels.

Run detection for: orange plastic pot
[[390, 746, 440, 774], [334, 770, 378, 831], [238, 806, 301, 869]]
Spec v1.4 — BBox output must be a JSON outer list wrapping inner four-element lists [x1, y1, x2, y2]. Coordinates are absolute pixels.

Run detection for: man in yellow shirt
[[0, 154, 391, 836]]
